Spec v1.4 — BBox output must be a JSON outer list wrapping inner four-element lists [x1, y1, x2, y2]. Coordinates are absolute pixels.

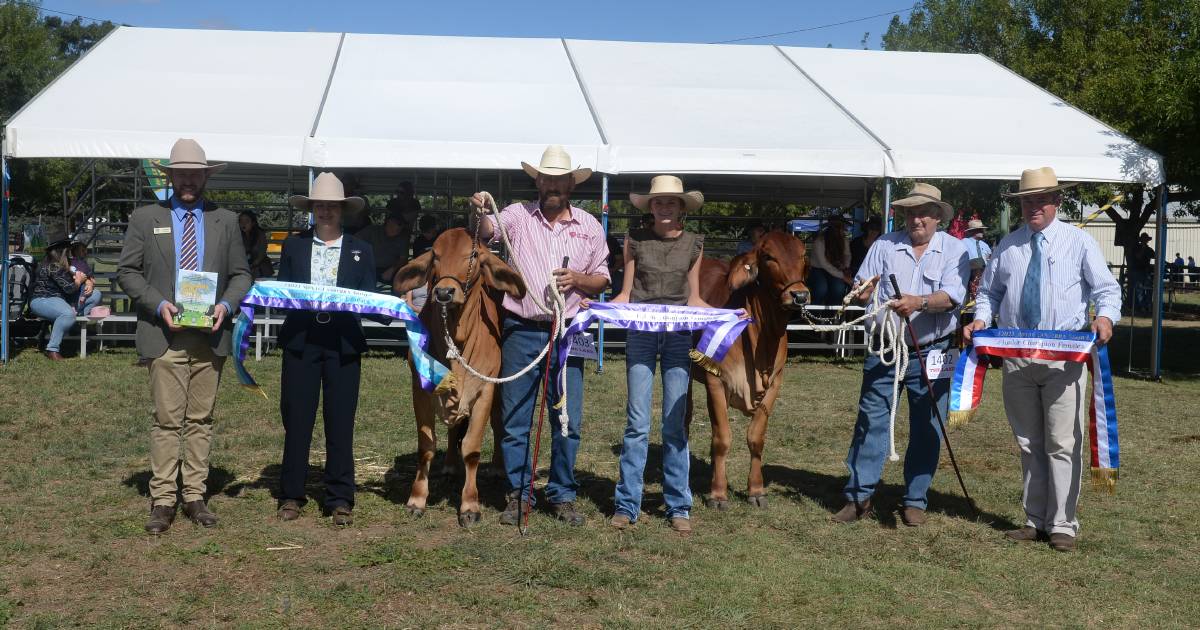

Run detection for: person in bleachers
[[238, 211, 275, 278], [29, 230, 89, 360], [807, 216, 852, 306], [357, 215, 410, 284], [69, 240, 103, 315]]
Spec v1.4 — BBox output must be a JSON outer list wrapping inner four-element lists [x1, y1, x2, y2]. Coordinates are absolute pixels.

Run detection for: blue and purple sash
[[948, 328, 1119, 492], [233, 281, 450, 396]]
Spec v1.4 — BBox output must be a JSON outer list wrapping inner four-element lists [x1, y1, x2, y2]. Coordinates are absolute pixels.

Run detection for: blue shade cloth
[[1019, 232, 1043, 329]]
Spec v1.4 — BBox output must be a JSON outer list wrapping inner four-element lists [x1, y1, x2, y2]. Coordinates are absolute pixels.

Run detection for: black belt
[[505, 312, 555, 330]]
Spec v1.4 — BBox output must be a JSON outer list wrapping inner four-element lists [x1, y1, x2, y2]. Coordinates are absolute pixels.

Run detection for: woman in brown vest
[[608, 175, 708, 535]]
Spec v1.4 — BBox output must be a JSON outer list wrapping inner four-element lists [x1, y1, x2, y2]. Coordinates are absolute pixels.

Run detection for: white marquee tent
[[0, 27, 1170, 371]]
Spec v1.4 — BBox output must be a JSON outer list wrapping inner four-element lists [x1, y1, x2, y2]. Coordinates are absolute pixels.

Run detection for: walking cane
[[887, 274, 977, 515]]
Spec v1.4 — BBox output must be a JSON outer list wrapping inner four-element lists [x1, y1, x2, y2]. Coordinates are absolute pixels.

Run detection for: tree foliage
[[1, 1, 117, 219], [882, 0, 1200, 248]]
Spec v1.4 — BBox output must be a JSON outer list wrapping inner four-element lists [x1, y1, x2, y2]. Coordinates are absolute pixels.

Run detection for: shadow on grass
[[761, 463, 1019, 531], [122, 466, 239, 502]]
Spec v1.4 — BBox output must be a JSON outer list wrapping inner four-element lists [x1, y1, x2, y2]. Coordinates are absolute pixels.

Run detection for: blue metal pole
[[1, 149, 10, 365], [596, 174, 608, 375], [1151, 184, 1167, 380], [883, 178, 894, 233]]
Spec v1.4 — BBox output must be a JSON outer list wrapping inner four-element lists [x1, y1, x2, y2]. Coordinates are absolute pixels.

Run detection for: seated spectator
[[850, 216, 882, 276], [386, 182, 422, 226], [238, 211, 275, 278], [29, 232, 88, 360], [69, 241, 103, 315], [356, 215, 410, 283], [807, 216, 852, 306], [411, 215, 440, 259]]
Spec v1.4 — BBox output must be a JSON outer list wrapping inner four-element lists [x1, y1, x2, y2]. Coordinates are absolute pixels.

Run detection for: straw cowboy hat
[[154, 138, 226, 175], [521, 145, 592, 185], [629, 175, 705, 213], [288, 172, 366, 212], [965, 219, 986, 234], [891, 182, 954, 222], [1002, 166, 1077, 197]]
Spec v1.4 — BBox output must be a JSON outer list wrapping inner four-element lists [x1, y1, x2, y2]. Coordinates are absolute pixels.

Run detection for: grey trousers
[[1001, 357, 1088, 536]]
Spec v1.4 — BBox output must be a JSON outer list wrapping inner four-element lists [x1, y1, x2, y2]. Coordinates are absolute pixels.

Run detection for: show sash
[[232, 281, 451, 397], [948, 328, 1119, 492], [559, 302, 751, 378]]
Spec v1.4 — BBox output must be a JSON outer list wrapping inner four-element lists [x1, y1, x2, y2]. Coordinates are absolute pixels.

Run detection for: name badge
[[925, 348, 958, 380], [153, 227, 172, 235]]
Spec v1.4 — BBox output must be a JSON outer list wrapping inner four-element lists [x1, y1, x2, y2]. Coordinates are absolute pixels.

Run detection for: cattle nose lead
[[434, 287, 456, 304], [790, 290, 810, 305]]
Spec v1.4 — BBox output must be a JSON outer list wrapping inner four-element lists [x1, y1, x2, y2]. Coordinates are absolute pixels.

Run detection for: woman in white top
[[807, 216, 853, 306]]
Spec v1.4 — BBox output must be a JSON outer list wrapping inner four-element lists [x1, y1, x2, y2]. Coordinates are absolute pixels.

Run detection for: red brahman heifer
[[393, 229, 525, 526], [693, 231, 810, 509]]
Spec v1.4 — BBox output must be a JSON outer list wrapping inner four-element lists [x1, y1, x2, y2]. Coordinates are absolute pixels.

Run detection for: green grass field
[[1, 338, 1199, 628]]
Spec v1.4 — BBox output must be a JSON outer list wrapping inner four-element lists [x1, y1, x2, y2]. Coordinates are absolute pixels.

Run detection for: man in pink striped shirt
[[471, 145, 610, 527]]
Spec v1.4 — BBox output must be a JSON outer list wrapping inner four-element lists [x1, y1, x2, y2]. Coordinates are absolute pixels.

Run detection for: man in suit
[[117, 139, 253, 534], [274, 172, 378, 527]]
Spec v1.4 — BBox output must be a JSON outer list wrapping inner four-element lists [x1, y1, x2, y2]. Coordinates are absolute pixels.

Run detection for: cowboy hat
[[1002, 166, 1077, 197], [965, 219, 986, 233], [629, 175, 704, 213], [154, 138, 226, 175], [288, 172, 366, 212], [44, 226, 71, 251], [521, 145, 592, 185], [892, 182, 954, 222]]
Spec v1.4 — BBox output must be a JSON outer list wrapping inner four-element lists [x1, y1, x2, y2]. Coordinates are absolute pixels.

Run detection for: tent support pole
[[1, 147, 10, 365], [1151, 183, 1167, 380], [883, 178, 893, 232], [596, 174, 609, 375], [307, 168, 315, 227]]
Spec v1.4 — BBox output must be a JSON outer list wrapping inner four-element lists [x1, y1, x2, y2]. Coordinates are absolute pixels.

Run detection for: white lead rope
[[803, 279, 908, 461], [438, 192, 572, 435]]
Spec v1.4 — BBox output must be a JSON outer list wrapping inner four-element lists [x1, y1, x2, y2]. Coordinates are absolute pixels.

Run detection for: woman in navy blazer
[[275, 173, 378, 526]]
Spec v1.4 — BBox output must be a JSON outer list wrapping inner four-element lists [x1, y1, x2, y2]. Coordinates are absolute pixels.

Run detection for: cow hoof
[[748, 495, 769, 510], [705, 497, 730, 511], [457, 511, 481, 528], [405, 505, 426, 518]]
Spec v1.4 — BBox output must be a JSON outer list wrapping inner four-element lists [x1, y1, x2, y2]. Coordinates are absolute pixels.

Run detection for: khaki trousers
[[1001, 357, 1088, 536], [148, 331, 225, 506]]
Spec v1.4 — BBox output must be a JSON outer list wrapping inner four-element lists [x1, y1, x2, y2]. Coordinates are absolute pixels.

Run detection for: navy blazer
[[276, 232, 379, 355]]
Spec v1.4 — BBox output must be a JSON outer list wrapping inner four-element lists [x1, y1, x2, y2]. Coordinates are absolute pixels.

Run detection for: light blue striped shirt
[[856, 230, 970, 344], [975, 218, 1121, 330]]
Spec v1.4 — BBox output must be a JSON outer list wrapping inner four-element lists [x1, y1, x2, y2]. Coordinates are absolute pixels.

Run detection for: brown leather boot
[[1049, 533, 1076, 552], [669, 517, 693, 536], [1004, 526, 1048, 542], [182, 500, 218, 528], [900, 507, 927, 527], [145, 504, 176, 534], [43, 351, 64, 361], [832, 499, 873, 524], [331, 505, 353, 527], [278, 500, 302, 521]]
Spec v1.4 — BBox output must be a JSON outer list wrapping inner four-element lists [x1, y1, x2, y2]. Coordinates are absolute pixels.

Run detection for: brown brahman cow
[[392, 229, 525, 526], [693, 231, 810, 509]]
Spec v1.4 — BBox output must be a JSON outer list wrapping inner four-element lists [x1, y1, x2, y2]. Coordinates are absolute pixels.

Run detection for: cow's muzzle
[[434, 287, 456, 304], [790, 289, 810, 307]]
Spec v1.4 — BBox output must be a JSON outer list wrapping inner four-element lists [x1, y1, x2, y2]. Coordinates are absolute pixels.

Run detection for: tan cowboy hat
[[629, 175, 704, 213], [965, 219, 986, 233], [521, 145, 592, 185], [1002, 166, 1077, 197], [154, 138, 226, 175], [288, 172, 366, 212], [892, 182, 954, 222]]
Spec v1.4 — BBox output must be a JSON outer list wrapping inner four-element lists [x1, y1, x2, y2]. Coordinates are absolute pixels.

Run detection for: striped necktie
[[179, 209, 199, 271], [1019, 232, 1043, 329]]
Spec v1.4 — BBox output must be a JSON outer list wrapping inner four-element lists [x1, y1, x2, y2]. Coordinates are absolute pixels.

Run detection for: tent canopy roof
[[4, 26, 1164, 186]]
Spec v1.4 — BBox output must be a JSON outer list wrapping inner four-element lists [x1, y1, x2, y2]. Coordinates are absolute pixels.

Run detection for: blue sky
[[43, 0, 917, 49]]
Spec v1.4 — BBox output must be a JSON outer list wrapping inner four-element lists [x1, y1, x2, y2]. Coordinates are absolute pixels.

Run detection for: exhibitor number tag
[[925, 348, 958, 380]]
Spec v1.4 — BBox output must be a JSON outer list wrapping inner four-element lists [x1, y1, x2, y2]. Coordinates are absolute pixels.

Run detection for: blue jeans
[[843, 341, 949, 510], [808, 269, 848, 306], [76, 288, 102, 315], [30, 296, 77, 353], [499, 316, 584, 506], [614, 330, 693, 521]]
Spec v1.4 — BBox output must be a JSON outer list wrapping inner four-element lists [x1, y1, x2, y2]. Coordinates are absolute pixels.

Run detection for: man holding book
[[117, 138, 252, 534]]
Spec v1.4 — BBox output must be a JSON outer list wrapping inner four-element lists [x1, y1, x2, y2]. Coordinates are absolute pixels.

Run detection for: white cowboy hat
[[288, 172, 366, 212], [521, 145, 592, 185], [629, 175, 705, 213], [892, 182, 954, 222], [1002, 166, 1078, 197], [965, 219, 986, 233], [154, 138, 226, 175]]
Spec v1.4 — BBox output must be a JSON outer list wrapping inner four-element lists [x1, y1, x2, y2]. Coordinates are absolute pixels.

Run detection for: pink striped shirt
[[486, 202, 610, 320]]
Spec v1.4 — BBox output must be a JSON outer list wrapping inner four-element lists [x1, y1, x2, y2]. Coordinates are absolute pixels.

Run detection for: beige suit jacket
[[117, 200, 253, 358]]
